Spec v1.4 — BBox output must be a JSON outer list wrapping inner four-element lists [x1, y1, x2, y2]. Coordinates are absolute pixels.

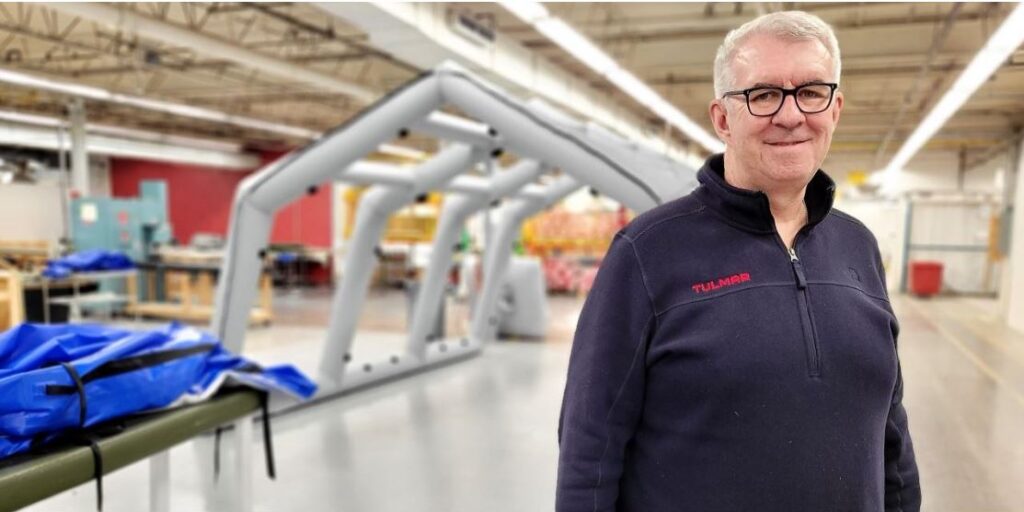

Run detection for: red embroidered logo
[[691, 272, 751, 293]]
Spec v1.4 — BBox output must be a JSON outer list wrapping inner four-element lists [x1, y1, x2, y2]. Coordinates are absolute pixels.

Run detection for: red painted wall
[[261, 150, 332, 248], [110, 152, 332, 248]]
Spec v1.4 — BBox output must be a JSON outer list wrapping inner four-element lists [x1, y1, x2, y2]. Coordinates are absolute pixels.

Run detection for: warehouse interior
[[0, 2, 1023, 511]]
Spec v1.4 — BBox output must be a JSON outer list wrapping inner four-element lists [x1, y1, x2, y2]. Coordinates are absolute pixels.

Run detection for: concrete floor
[[18, 288, 1024, 512]]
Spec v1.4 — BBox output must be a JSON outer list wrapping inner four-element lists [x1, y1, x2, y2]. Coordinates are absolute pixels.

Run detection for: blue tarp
[[42, 250, 136, 279], [0, 322, 316, 459]]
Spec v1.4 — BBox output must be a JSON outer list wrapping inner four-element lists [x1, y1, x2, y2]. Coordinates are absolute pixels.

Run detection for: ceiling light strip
[[500, 1, 725, 153], [0, 67, 425, 160], [884, 3, 1024, 175]]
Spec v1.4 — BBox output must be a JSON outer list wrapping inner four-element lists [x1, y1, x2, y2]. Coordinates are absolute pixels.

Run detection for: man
[[556, 11, 920, 512]]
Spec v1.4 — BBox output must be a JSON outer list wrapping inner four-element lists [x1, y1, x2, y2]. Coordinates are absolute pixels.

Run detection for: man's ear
[[831, 90, 844, 125], [709, 99, 731, 145]]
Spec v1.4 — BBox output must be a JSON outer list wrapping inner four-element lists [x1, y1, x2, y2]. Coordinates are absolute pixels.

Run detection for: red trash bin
[[909, 261, 943, 297]]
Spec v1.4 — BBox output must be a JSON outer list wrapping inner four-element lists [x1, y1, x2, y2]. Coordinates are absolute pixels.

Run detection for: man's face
[[709, 34, 843, 188]]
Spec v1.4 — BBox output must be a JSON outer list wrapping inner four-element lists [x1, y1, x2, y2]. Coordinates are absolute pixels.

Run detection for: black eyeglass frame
[[722, 82, 839, 117]]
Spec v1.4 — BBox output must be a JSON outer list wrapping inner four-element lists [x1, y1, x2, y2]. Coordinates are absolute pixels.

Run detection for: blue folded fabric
[[42, 250, 135, 279], [0, 322, 316, 459]]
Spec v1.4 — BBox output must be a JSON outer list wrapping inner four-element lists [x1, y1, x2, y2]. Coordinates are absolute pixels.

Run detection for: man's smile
[[765, 139, 810, 147]]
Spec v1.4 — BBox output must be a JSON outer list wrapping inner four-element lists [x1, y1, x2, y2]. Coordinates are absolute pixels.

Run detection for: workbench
[[0, 389, 265, 512], [129, 261, 272, 326]]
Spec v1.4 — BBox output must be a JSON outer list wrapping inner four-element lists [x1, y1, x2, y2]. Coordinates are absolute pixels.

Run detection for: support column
[[68, 98, 89, 196], [149, 451, 171, 512], [1005, 135, 1024, 333]]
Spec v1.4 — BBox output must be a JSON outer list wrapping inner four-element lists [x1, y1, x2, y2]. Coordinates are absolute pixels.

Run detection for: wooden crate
[[0, 263, 25, 331], [0, 240, 52, 270]]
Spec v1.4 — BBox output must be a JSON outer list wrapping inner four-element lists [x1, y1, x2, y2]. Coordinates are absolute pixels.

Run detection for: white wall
[[828, 146, 1014, 296], [825, 149, 1008, 195], [0, 181, 66, 248], [0, 157, 112, 249], [1004, 137, 1024, 333], [89, 156, 111, 197], [907, 199, 1000, 294], [832, 197, 907, 293]]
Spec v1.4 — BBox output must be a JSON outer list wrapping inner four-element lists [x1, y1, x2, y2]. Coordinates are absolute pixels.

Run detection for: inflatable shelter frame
[[211, 61, 698, 400]]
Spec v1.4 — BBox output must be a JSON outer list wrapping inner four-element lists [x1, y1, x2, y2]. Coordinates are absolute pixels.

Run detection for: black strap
[[213, 426, 225, 482], [58, 362, 88, 427], [210, 393, 276, 483], [260, 392, 276, 480], [86, 438, 104, 511], [47, 345, 216, 395]]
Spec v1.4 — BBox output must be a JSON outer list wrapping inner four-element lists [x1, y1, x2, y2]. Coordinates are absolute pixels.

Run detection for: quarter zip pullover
[[556, 154, 920, 512]]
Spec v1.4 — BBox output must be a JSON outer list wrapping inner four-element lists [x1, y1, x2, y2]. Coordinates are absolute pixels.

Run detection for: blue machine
[[70, 180, 173, 261]]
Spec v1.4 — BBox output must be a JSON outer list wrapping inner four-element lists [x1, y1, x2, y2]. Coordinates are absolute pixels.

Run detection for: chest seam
[[655, 280, 890, 317]]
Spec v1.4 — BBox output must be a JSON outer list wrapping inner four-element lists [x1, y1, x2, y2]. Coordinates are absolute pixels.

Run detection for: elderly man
[[556, 11, 920, 512]]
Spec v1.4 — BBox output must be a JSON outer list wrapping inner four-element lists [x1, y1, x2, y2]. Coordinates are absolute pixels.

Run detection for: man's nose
[[772, 94, 805, 128]]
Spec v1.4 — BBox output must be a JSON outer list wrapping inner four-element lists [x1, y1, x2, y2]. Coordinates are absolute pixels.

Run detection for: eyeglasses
[[722, 82, 838, 117]]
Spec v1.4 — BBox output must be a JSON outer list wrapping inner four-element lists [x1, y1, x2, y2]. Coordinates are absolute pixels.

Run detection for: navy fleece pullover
[[556, 154, 920, 512]]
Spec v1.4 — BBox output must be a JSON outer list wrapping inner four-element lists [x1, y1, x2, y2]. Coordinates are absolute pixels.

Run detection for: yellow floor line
[[929, 299, 1024, 368], [903, 298, 1024, 411]]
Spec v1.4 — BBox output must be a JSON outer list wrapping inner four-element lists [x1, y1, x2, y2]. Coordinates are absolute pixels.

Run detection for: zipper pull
[[789, 247, 807, 289]]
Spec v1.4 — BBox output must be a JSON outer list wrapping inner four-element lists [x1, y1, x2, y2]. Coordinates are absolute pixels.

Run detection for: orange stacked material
[[522, 206, 631, 257], [341, 186, 442, 243]]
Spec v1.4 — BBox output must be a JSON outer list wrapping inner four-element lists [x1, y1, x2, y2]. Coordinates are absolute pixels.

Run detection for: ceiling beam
[[317, 2, 699, 160], [873, 3, 963, 165], [46, 2, 379, 103], [0, 117, 259, 169], [241, 2, 418, 74], [518, 4, 1013, 47]]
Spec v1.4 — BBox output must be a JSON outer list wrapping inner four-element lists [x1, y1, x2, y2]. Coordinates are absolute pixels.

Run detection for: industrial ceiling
[[0, 2, 1020, 172]]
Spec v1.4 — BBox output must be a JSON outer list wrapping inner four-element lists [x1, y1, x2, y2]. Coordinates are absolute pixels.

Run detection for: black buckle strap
[[54, 363, 105, 510], [57, 362, 88, 427], [212, 392, 276, 482]]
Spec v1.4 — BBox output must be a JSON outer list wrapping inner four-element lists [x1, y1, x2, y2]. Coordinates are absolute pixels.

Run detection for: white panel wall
[[1005, 137, 1024, 333], [0, 182, 65, 247], [908, 200, 999, 294], [832, 198, 908, 293], [89, 156, 111, 197], [824, 149, 1007, 195]]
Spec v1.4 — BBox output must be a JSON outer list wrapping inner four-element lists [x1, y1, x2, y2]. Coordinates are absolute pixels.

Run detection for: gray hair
[[713, 11, 842, 98]]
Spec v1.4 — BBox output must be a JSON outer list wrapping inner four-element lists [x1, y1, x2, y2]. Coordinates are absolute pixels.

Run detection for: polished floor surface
[[18, 289, 1024, 511]]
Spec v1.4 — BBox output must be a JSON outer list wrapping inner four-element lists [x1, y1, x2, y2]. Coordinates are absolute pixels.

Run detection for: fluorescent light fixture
[[0, 67, 426, 159], [500, 1, 725, 154], [0, 110, 64, 128], [605, 68, 662, 109], [0, 119, 261, 168], [0, 67, 320, 140], [0, 68, 113, 101], [884, 2, 1024, 176], [501, 1, 549, 23], [535, 18, 618, 75], [0, 109, 242, 153]]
